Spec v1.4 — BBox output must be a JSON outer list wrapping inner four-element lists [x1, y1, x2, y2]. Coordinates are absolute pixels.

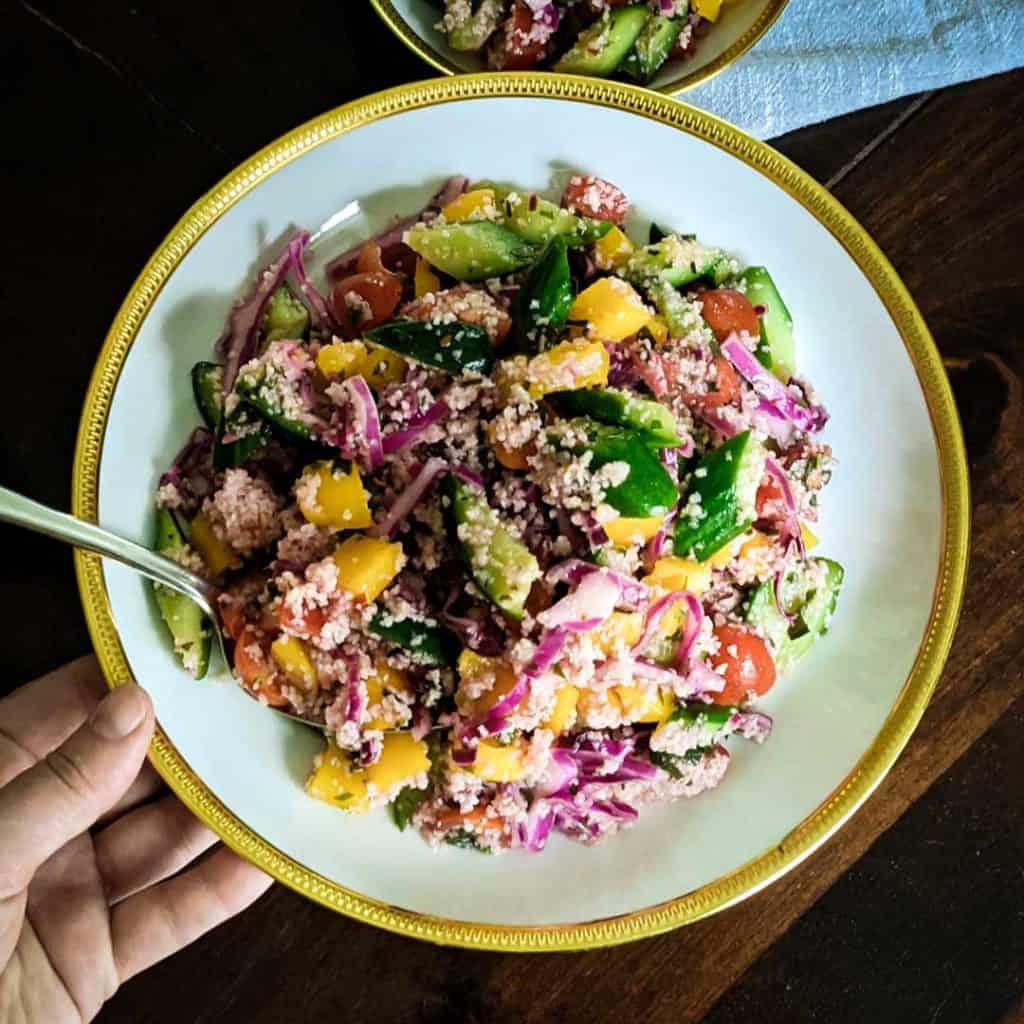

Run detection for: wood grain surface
[[3, 4, 1022, 1022]]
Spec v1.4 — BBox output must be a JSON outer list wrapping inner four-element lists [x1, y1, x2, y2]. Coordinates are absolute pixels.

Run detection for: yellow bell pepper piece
[[359, 346, 406, 390], [569, 277, 651, 343], [333, 535, 404, 603], [365, 732, 430, 794], [471, 738, 528, 783], [592, 225, 636, 270], [604, 515, 665, 548], [526, 338, 610, 398], [705, 532, 753, 569], [645, 315, 669, 346], [364, 659, 413, 730], [316, 339, 368, 379], [306, 742, 369, 813], [644, 556, 713, 596], [414, 257, 441, 298], [801, 523, 819, 551], [592, 611, 644, 657], [457, 651, 521, 717], [297, 461, 372, 530], [613, 685, 673, 724], [270, 635, 318, 690], [542, 685, 580, 734], [693, 0, 722, 20], [188, 513, 240, 576], [441, 187, 497, 223]]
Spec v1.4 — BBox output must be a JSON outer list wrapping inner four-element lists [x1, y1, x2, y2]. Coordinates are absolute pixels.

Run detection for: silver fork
[[0, 485, 321, 729]]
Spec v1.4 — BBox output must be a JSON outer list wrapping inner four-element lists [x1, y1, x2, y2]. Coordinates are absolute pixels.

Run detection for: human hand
[[0, 656, 273, 1022]]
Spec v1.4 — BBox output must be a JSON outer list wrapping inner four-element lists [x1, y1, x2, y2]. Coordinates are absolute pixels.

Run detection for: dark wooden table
[[4, 4, 1022, 1021]]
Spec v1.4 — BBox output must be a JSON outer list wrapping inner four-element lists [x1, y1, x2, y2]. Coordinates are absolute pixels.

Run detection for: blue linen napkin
[[684, 0, 1024, 138]]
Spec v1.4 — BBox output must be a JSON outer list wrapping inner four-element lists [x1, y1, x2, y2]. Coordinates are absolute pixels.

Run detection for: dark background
[[3, 4, 1022, 1022]]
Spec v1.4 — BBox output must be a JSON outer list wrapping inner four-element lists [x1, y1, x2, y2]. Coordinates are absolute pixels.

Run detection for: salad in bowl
[[153, 172, 841, 855]]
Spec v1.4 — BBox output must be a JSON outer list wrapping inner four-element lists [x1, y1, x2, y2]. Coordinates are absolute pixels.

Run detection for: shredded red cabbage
[[343, 375, 384, 472], [545, 559, 648, 609], [369, 457, 448, 539], [158, 426, 216, 515], [729, 710, 773, 743], [538, 571, 620, 632], [287, 231, 340, 334], [381, 398, 450, 455], [450, 463, 485, 490]]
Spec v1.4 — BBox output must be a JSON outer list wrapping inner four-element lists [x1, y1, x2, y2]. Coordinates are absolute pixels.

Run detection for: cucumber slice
[[234, 373, 315, 441], [620, 14, 685, 84], [674, 431, 766, 561], [444, 0, 504, 51], [586, 425, 679, 517], [739, 266, 795, 383], [405, 221, 539, 281], [261, 284, 309, 344], [646, 278, 705, 339], [369, 611, 459, 666], [366, 319, 494, 376], [153, 508, 211, 679], [554, 6, 650, 76], [449, 478, 541, 622], [504, 193, 612, 248], [191, 362, 223, 430], [626, 234, 730, 288], [553, 388, 684, 448], [213, 404, 270, 470], [512, 236, 574, 345]]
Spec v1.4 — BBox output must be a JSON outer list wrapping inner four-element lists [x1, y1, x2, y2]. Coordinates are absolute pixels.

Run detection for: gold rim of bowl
[[369, 0, 791, 96], [72, 73, 970, 952]]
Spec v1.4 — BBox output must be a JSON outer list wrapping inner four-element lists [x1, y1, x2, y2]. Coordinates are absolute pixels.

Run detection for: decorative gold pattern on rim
[[370, 0, 790, 96], [72, 74, 969, 952]]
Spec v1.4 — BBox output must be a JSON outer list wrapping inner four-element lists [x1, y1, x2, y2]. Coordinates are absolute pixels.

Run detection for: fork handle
[[0, 486, 217, 616]]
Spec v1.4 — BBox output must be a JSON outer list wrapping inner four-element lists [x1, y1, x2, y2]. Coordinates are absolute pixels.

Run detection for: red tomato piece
[[699, 289, 761, 343], [710, 625, 777, 705], [278, 599, 328, 640], [694, 356, 740, 410], [331, 242, 403, 337], [490, 2, 548, 70], [561, 174, 629, 225], [756, 475, 786, 519]]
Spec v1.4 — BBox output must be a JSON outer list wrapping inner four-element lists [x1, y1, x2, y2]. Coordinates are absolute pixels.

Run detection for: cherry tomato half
[[710, 624, 777, 705], [491, 2, 547, 70], [699, 289, 761, 344], [330, 242, 403, 337], [562, 174, 629, 225], [694, 356, 740, 410]]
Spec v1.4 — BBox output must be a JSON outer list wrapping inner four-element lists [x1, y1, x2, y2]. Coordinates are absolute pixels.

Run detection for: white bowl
[[73, 75, 968, 951], [371, 1, 789, 96]]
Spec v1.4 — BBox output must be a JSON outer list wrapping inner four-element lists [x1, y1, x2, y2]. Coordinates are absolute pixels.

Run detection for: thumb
[[0, 683, 154, 897]]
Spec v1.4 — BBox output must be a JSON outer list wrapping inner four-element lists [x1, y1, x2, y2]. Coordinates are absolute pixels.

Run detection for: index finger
[[0, 655, 108, 787]]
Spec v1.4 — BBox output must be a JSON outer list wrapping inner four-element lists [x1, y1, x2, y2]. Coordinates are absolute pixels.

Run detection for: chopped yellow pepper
[[693, 0, 722, 20], [188, 513, 240, 576], [270, 635, 318, 690], [456, 651, 521, 717], [569, 277, 651, 342], [359, 346, 406, 390], [705, 532, 753, 569], [592, 611, 644, 657], [592, 225, 636, 270], [413, 257, 441, 298], [297, 461, 372, 530], [306, 742, 369, 813], [441, 187, 497, 223], [613, 685, 674, 724], [316, 339, 368, 379], [801, 523, 819, 551], [333, 534, 403, 602], [644, 556, 713, 596], [364, 659, 412, 730], [471, 738, 527, 783], [365, 732, 430, 794], [542, 684, 580, 734], [645, 315, 669, 346], [604, 515, 665, 548], [526, 338, 610, 398]]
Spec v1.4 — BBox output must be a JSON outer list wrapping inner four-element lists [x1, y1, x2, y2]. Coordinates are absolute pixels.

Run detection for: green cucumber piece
[[366, 319, 494, 376], [191, 362, 223, 430], [153, 508, 211, 679], [369, 611, 459, 666], [234, 373, 315, 441], [626, 234, 730, 288], [504, 192, 612, 248], [444, 0, 504, 51], [585, 425, 679, 517], [620, 14, 685, 84], [213, 404, 270, 470], [554, 6, 650, 76], [513, 236, 574, 346], [405, 221, 539, 281], [674, 431, 766, 561], [449, 478, 541, 622], [553, 388, 683, 448], [646, 278, 705, 340], [261, 284, 309, 344], [650, 745, 715, 777], [739, 266, 795, 383]]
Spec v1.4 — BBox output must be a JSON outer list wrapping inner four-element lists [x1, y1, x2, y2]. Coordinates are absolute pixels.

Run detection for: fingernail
[[90, 684, 148, 739]]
